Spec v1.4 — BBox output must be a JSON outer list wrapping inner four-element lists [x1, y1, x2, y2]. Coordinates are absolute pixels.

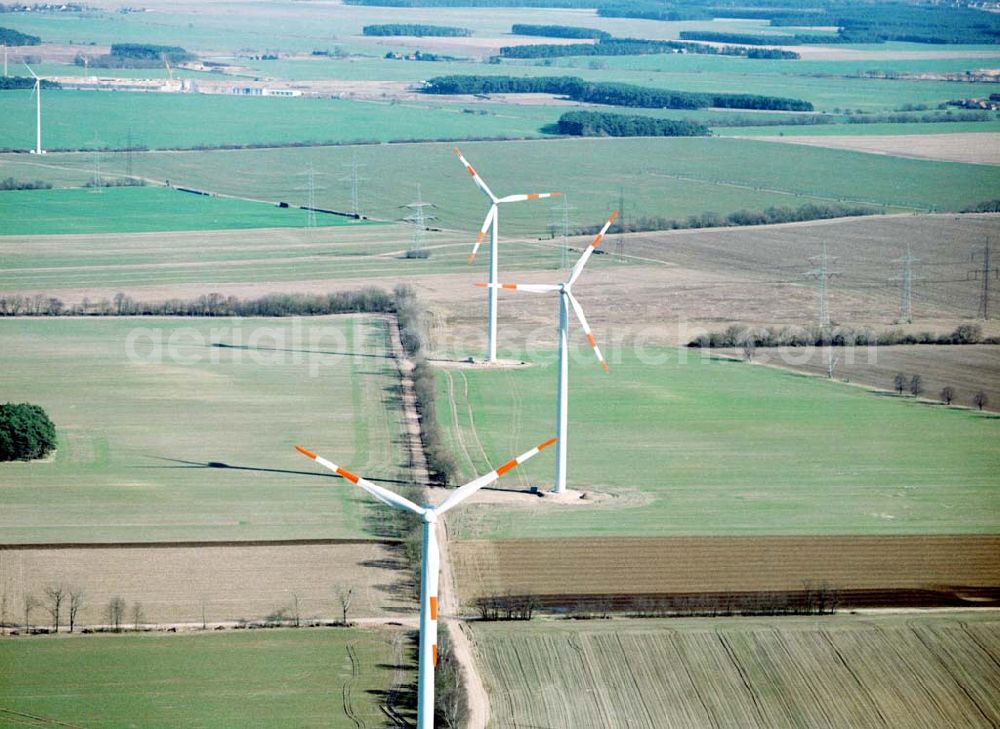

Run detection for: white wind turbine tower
[[24, 64, 44, 155], [477, 211, 617, 493], [454, 147, 560, 362], [294, 436, 556, 729]]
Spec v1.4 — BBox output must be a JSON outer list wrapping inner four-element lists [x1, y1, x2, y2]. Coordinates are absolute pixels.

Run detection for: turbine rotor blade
[[568, 210, 619, 286], [473, 282, 559, 293], [295, 445, 426, 515], [454, 146, 497, 202], [24, 62, 37, 79], [468, 205, 496, 264], [497, 192, 561, 204], [435, 437, 557, 515], [566, 292, 609, 373]]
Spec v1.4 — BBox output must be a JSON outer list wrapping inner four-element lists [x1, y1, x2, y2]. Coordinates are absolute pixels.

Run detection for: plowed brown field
[[453, 535, 1000, 608]]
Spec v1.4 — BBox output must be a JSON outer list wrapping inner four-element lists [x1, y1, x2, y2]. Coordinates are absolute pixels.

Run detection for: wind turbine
[[293, 436, 556, 729], [454, 147, 560, 363], [477, 211, 617, 493], [24, 63, 44, 155]]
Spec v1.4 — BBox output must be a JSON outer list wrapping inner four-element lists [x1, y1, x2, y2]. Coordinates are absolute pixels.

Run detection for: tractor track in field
[[0, 708, 86, 728], [342, 640, 366, 729], [380, 632, 409, 728]]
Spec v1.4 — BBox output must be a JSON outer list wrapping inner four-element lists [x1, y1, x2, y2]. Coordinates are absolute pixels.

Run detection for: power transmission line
[[892, 243, 919, 323], [969, 239, 998, 319], [806, 242, 839, 327], [615, 186, 625, 263], [340, 152, 366, 218], [553, 195, 575, 269], [403, 184, 435, 256]]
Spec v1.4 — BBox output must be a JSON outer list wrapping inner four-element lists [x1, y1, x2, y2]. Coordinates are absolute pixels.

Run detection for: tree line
[[689, 324, 997, 349], [423, 75, 813, 112], [395, 285, 459, 486], [0, 288, 395, 317], [556, 110, 709, 138], [512, 23, 610, 40], [565, 202, 876, 237], [0, 25, 39, 45], [363, 24, 471, 36], [0, 76, 60, 90], [499, 37, 799, 60]]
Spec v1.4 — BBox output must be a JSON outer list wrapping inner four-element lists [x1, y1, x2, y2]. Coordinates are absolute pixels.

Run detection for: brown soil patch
[[752, 133, 1000, 165], [452, 535, 1000, 607], [0, 540, 415, 628], [712, 344, 1000, 412]]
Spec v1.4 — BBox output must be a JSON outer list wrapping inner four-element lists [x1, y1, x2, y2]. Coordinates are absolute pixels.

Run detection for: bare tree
[[107, 596, 126, 632], [131, 602, 144, 632], [68, 589, 84, 633], [291, 593, 300, 628], [940, 386, 955, 405], [1, 588, 8, 635], [973, 391, 988, 411], [337, 587, 353, 626], [739, 332, 755, 362], [43, 584, 65, 633], [893, 373, 906, 394], [909, 374, 923, 398], [23, 593, 39, 633], [201, 597, 207, 631]]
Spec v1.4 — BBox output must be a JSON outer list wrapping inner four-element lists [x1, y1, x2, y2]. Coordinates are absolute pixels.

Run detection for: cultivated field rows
[[452, 536, 1000, 605], [473, 614, 1000, 728]]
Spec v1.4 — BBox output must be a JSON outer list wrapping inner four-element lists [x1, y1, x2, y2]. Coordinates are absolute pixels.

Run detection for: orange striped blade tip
[[294, 445, 317, 460], [430, 596, 438, 620], [476, 231, 486, 243], [336, 466, 360, 484], [601, 361, 610, 374], [474, 282, 489, 288], [527, 193, 540, 200], [586, 333, 598, 347], [538, 437, 557, 451], [496, 457, 519, 477], [466, 165, 477, 177], [433, 644, 438, 667], [467, 253, 477, 265], [590, 234, 604, 249], [609, 209, 619, 223], [501, 283, 517, 290]]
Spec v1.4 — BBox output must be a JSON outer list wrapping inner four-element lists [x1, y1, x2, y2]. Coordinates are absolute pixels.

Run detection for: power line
[[340, 152, 367, 218], [613, 187, 625, 263], [553, 195, 575, 270], [806, 242, 839, 327], [969, 239, 998, 320], [891, 243, 919, 323], [403, 184, 435, 256]]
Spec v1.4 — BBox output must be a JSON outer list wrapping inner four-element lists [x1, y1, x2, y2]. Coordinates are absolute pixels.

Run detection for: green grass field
[[4, 137, 994, 239], [472, 613, 1000, 729], [437, 347, 1000, 539], [0, 317, 409, 543], [0, 90, 553, 152], [0, 628, 414, 728], [0, 187, 368, 235]]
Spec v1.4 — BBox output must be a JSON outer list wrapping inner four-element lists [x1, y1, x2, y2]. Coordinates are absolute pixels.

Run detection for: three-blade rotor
[[454, 147, 560, 264], [294, 437, 556, 516], [475, 210, 618, 373]]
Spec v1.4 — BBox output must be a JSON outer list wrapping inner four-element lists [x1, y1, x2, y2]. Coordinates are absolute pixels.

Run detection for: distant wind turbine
[[454, 147, 560, 362], [477, 211, 618, 493], [293, 436, 556, 729], [24, 63, 44, 155]]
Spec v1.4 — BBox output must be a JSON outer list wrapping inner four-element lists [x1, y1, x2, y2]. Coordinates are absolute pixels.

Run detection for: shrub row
[[500, 37, 798, 60], [394, 285, 459, 486], [363, 23, 471, 36], [688, 324, 994, 349]]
